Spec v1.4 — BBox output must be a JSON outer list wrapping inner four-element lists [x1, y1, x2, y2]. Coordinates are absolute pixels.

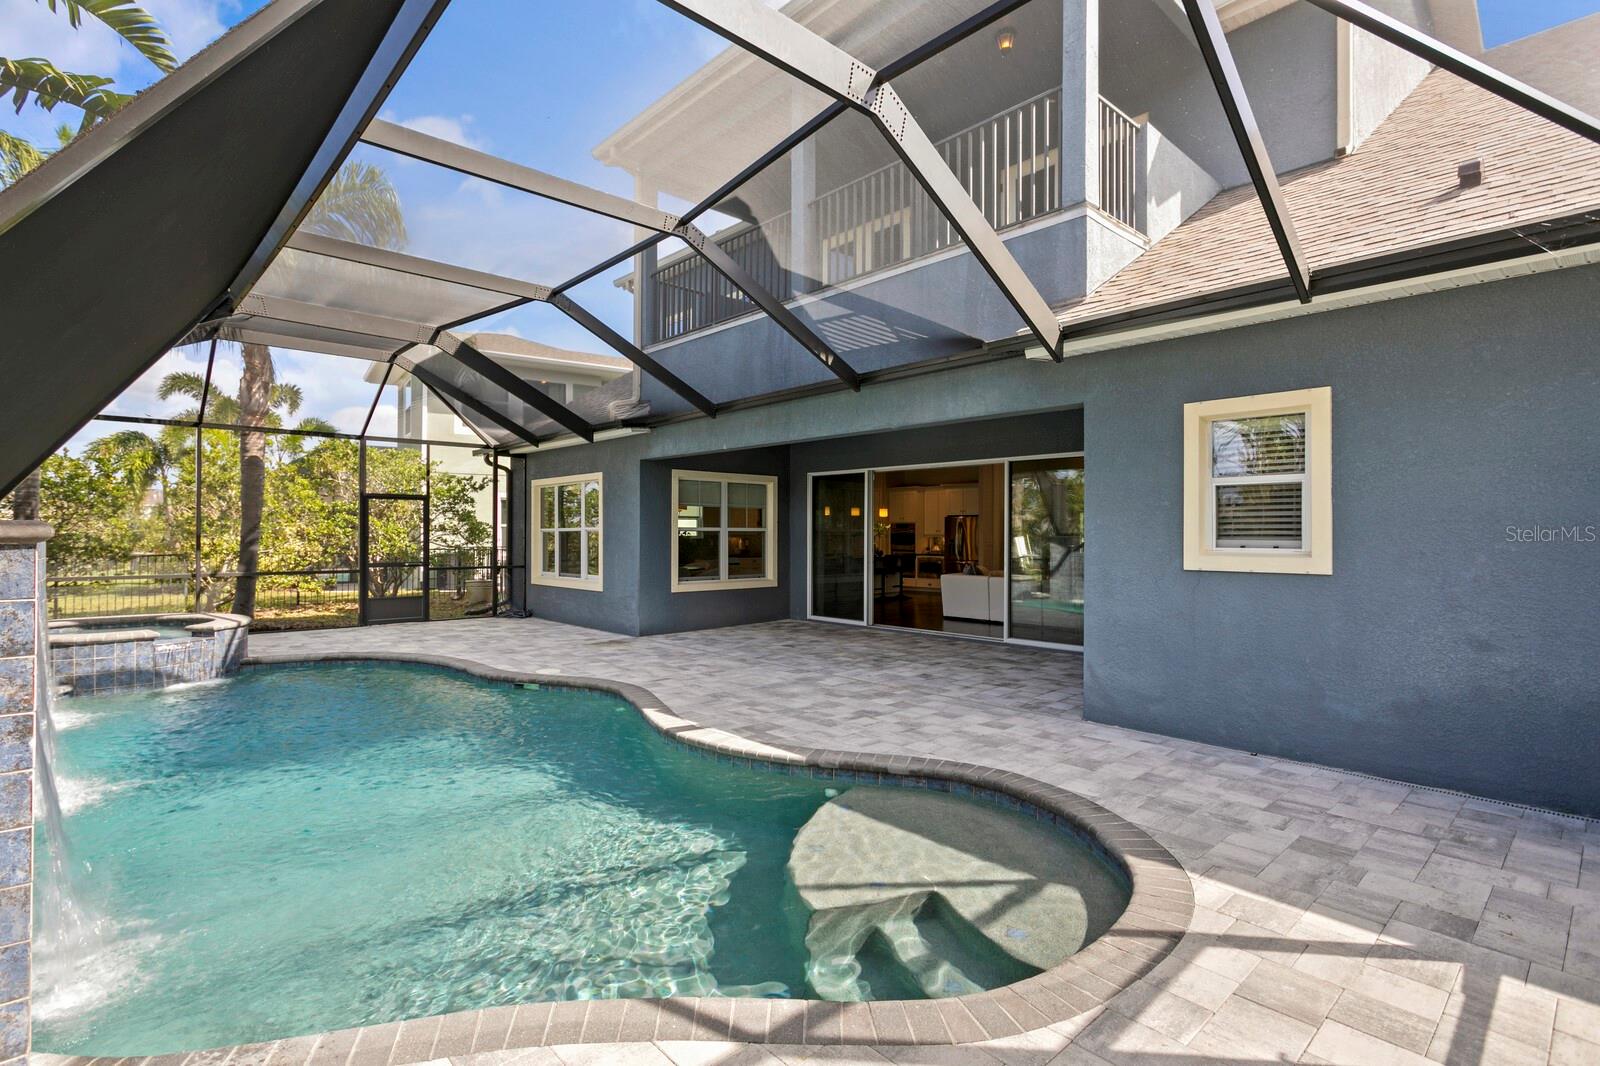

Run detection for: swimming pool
[[37, 661, 1131, 1056]]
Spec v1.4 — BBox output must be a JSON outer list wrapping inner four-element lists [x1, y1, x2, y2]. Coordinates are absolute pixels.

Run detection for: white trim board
[[1043, 243, 1600, 361]]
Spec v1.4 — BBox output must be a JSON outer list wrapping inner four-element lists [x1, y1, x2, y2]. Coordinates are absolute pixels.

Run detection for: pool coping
[[45, 650, 1194, 1064]]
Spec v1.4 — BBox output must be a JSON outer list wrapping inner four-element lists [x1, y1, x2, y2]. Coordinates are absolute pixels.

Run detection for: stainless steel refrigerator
[[944, 514, 979, 572]]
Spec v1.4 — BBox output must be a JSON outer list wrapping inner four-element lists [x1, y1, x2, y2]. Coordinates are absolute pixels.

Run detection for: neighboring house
[[382, 332, 633, 453], [503, 1, 1600, 814], [376, 333, 633, 536]]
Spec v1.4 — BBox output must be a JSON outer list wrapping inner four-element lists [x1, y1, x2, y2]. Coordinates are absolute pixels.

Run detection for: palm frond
[[270, 382, 303, 417], [205, 396, 240, 423], [157, 370, 207, 402], [85, 429, 165, 489], [0, 56, 128, 120], [35, 0, 175, 72], [303, 161, 408, 250], [293, 417, 337, 435], [0, 130, 45, 186]]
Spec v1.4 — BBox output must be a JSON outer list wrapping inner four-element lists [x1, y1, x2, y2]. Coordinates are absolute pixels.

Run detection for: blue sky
[[5, 0, 1592, 441]]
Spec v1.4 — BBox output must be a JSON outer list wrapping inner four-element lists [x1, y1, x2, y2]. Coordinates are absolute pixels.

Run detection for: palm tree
[[159, 363, 337, 611], [158, 162, 406, 615], [1, 2, 175, 158]]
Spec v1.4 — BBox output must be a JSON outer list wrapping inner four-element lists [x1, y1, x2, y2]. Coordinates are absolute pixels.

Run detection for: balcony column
[[789, 111, 817, 295], [1062, 0, 1101, 208], [633, 174, 660, 347]]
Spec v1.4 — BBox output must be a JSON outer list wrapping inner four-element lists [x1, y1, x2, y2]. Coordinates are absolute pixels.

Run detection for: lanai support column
[[1062, 0, 1100, 210], [633, 174, 660, 349], [789, 105, 818, 294], [0, 520, 52, 1063]]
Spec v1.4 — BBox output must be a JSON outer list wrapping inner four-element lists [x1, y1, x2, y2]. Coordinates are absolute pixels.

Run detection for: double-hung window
[[1184, 388, 1332, 574], [672, 471, 778, 591], [533, 473, 602, 590]]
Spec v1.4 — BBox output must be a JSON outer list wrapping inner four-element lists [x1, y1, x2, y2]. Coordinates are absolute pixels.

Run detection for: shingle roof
[[1060, 67, 1600, 326], [1483, 12, 1600, 118]]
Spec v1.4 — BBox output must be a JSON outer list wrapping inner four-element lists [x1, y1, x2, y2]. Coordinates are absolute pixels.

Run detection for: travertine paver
[[41, 617, 1600, 1066]]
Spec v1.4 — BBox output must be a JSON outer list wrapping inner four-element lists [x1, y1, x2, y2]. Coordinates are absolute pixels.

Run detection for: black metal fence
[[46, 548, 516, 630]]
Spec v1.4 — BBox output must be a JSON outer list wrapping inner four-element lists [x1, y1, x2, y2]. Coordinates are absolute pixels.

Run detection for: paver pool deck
[[47, 618, 1600, 1066]]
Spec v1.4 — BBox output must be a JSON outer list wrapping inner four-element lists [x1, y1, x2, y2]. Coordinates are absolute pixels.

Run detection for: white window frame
[[1183, 387, 1332, 575], [670, 470, 779, 593], [531, 472, 604, 591]]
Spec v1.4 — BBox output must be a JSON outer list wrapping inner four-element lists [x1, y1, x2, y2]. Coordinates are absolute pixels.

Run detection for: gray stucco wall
[[1101, 0, 1338, 187], [1081, 264, 1600, 816], [520, 440, 647, 636], [522, 262, 1600, 814]]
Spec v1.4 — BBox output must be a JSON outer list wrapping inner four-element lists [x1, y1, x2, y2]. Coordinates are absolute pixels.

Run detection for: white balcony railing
[[649, 90, 1142, 344], [1099, 98, 1141, 231]]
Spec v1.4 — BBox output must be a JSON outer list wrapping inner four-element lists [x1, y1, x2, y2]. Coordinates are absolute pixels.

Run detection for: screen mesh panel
[[251, 247, 518, 330], [377, 0, 834, 211]]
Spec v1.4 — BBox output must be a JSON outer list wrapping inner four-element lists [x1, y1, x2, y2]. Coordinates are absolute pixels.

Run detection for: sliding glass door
[[810, 473, 867, 623], [1008, 458, 1084, 646]]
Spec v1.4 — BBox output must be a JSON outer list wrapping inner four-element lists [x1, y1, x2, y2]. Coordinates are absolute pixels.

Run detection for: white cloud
[[381, 111, 486, 152], [142, 0, 230, 62], [364, 405, 398, 439], [3, 0, 127, 74], [4, 0, 229, 77]]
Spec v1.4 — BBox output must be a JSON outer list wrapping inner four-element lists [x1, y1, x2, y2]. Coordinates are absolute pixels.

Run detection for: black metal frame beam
[[597, 206, 1600, 426], [92, 411, 504, 450], [548, 293, 719, 417], [287, 232, 720, 417], [1302, 0, 1600, 145], [224, 293, 592, 442], [403, 363, 544, 449], [359, 117, 857, 387], [873, 0, 1039, 84], [677, 223, 861, 389], [433, 334, 596, 442], [225, 0, 454, 305], [654, 0, 1066, 357], [1181, 0, 1312, 304]]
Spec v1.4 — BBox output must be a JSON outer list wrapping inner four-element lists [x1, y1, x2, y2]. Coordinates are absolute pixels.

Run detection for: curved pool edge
[[48, 650, 1194, 1063]]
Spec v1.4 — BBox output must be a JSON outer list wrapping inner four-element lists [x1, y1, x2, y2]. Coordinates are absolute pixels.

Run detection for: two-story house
[[499, 1, 1600, 812], [6, 0, 1597, 815]]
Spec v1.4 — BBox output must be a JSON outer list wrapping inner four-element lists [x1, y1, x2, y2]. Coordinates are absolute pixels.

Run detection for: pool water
[[52, 622, 198, 642], [36, 661, 1127, 1056]]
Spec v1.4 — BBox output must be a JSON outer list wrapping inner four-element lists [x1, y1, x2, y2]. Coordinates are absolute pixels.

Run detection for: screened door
[[360, 493, 429, 624], [810, 473, 867, 623], [1008, 458, 1084, 646]]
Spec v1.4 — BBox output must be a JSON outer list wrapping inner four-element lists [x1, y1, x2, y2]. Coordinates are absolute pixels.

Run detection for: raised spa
[[37, 661, 1130, 1056]]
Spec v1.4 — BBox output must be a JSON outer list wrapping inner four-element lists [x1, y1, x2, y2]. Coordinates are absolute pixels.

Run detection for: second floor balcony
[[624, 78, 1209, 344], [640, 91, 1161, 345]]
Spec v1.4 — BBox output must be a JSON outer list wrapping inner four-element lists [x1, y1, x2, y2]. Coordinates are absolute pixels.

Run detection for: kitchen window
[[672, 471, 778, 591]]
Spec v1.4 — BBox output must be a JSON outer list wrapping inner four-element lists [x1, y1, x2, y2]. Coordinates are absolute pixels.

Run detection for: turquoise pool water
[[36, 661, 1127, 1056], [39, 663, 833, 1054]]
